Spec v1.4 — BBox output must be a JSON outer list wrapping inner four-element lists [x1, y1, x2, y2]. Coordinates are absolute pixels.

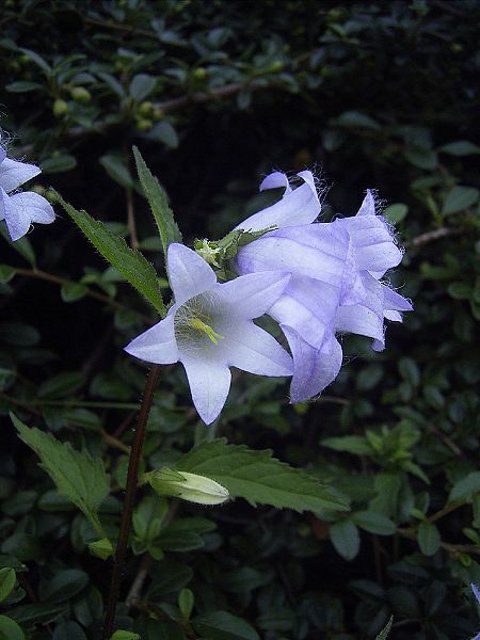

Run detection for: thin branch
[[407, 227, 464, 248], [126, 187, 139, 251], [14, 267, 151, 322], [102, 365, 161, 639]]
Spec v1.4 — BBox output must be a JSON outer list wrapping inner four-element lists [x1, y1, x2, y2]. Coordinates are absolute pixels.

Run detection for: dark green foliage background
[[1, 1, 480, 638]]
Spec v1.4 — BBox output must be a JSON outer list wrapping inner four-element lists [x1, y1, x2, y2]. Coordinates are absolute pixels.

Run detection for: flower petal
[[259, 171, 292, 193], [269, 276, 339, 349], [334, 214, 402, 274], [167, 243, 217, 305], [217, 271, 290, 319], [237, 228, 348, 288], [235, 171, 320, 232], [10, 191, 55, 224], [383, 285, 413, 313], [356, 190, 376, 216], [219, 320, 292, 376], [335, 275, 386, 350], [1, 187, 31, 241], [181, 356, 231, 425], [0, 157, 41, 193], [281, 325, 342, 402], [124, 312, 179, 364]]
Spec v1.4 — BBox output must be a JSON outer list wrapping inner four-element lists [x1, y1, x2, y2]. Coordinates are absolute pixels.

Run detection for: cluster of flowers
[[0, 143, 54, 242], [126, 171, 412, 424], [0, 144, 411, 426]]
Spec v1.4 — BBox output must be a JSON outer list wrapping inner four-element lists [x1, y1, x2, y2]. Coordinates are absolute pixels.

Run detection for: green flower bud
[[145, 468, 229, 505], [70, 86, 92, 103], [88, 537, 114, 560], [138, 101, 153, 116], [53, 98, 68, 117], [192, 67, 207, 80], [135, 118, 153, 131]]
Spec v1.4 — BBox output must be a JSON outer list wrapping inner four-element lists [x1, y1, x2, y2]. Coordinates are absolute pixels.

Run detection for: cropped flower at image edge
[[0, 144, 55, 241]]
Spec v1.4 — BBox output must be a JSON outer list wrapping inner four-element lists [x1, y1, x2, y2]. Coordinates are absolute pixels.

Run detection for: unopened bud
[[53, 99, 68, 117], [145, 468, 229, 505], [70, 86, 92, 103]]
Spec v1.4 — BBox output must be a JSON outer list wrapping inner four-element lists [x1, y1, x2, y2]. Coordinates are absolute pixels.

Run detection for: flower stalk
[[102, 364, 160, 640]]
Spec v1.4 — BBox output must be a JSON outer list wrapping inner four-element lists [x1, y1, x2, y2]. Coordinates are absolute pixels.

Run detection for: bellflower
[[471, 583, 480, 640], [0, 144, 55, 241], [235, 172, 412, 402], [125, 243, 292, 425]]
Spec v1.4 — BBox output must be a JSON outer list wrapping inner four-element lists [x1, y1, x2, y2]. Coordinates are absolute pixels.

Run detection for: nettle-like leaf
[[375, 615, 393, 640], [133, 146, 182, 257], [175, 439, 348, 513], [11, 413, 110, 533], [56, 194, 165, 315]]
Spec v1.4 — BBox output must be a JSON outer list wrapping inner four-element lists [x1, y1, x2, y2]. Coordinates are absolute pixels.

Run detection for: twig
[[102, 365, 160, 639], [14, 267, 152, 323], [125, 554, 153, 609], [126, 187, 139, 251], [407, 227, 464, 248]]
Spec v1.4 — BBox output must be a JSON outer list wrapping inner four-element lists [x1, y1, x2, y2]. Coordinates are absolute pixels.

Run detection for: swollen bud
[[70, 86, 92, 103], [88, 537, 114, 560], [145, 468, 229, 505], [53, 99, 68, 117]]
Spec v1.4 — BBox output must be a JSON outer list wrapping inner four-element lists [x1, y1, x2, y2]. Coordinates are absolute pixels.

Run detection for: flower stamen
[[188, 317, 223, 345]]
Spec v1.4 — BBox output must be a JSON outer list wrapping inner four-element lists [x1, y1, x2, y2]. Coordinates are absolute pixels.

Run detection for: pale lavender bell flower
[[0, 144, 55, 241], [235, 172, 412, 402], [125, 243, 293, 425], [471, 583, 480, 640]]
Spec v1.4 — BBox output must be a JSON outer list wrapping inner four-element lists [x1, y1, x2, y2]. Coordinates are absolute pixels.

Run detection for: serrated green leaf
[[11, 413, 110, 532], [56, 194, 164, 314], [375, 615, 393, 640], [133, 147, 182, 256], [417, 521, 440, 556], [175, 439, 347, 512], [192, 610, 259, 640]]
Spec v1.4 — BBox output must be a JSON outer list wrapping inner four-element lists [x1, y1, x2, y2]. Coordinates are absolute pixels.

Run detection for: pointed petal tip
[[259, 171, 291, 193], [357, 189, 377, 216]]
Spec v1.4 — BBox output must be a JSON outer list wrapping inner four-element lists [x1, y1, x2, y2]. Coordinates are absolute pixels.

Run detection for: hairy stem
[[102, 364, 160, 640]]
